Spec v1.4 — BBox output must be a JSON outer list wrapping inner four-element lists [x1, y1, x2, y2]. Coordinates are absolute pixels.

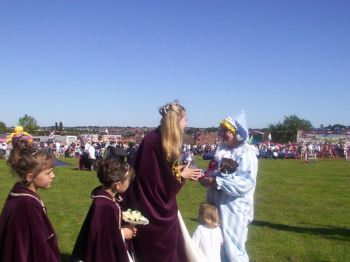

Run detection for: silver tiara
[[159, 100, 181, 117]]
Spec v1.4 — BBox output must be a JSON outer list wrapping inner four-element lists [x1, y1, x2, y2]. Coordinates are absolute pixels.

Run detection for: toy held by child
[[0, 132, 60, 262], [220, 158, 239, 174], [192, 203, 223, 262], [71, 157, 136, 262]]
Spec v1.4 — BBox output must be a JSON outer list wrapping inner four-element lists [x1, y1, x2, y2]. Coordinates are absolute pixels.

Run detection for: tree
[[18, 114, 39, 134], [331, 124, 346, 131], [268, 115, 313, 143], [0, 121, 7, 133]]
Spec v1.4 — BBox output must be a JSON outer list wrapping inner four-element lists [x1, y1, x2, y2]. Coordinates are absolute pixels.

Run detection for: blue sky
[[1, 1, 349, 128]]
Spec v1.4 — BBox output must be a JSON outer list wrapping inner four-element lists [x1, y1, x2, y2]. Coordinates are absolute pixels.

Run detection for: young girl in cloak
[[71, 157, 136, 262], [0, 134, 60, 262]]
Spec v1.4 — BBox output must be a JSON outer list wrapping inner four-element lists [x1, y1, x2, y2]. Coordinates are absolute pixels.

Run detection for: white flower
[[122, 209, 149, 225]]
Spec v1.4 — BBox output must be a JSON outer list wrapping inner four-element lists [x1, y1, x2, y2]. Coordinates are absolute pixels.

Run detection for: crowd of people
[[2, 100, 348, 262], [256, 142, 349, 161]]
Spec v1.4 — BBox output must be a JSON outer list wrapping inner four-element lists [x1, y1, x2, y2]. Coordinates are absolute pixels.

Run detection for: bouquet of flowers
[[122, 209, 149, 226]]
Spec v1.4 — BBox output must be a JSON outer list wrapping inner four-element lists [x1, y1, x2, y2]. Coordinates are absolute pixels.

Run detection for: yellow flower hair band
[[6, 126, 33, 144], [220, 119, 236, 134]]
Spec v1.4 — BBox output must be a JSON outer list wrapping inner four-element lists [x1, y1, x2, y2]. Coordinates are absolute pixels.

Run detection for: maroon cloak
[[0, 182, 60, 262], [71, 186, 130, 262], [123, 128, 187, 262]]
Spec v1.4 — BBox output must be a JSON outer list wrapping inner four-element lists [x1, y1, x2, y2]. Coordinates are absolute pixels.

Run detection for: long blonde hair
[[159, 101, 186, 163]]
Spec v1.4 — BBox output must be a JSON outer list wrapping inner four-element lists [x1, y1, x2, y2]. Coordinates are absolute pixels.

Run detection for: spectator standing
[[88, 142, 96, 170]]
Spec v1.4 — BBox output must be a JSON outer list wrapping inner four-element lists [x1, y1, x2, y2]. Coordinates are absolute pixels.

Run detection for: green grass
[[1, 157, 350, 261]]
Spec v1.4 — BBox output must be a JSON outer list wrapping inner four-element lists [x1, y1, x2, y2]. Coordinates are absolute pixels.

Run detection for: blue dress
[[207, 143, 258, 262]]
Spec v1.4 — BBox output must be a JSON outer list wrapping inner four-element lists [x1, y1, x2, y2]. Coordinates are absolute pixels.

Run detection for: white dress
[[177, 211, 207, 262], [207, 143, 258, 262], [192, 225, 223, 262]]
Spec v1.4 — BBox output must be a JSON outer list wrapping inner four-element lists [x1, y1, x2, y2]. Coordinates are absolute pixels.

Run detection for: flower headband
[[159, 100, 182, 117], [6, 126, 33, 144], [220, 118, 236, 134], [220, 116, 248, 141]]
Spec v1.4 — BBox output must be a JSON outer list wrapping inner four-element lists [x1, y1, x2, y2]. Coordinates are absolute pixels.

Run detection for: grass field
[[1, 157, 350, 261]]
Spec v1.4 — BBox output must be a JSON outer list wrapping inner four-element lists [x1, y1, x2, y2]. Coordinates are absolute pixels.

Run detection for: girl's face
[[116, 177, 131, 193], [27, 168, 55, 191], [179, 113, 187, 131]]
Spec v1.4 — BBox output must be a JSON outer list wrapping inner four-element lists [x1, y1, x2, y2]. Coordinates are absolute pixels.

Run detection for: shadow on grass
[[61, 253, 71, 262], [55, 159, 72, 167], [252, 220, 350, 241]]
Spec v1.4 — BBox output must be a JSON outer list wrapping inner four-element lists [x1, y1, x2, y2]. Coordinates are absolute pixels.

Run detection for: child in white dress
[[192, 203, 223, 262]]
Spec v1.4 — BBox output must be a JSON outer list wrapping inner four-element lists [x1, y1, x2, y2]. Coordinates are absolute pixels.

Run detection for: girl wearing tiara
[[124, 100, 202, 262], [192, 203, 223, 262], [0, 132, 60, 262], [71, 157, 136, 262]]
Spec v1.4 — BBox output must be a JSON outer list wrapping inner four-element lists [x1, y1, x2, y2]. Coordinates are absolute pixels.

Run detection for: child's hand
[[121, 226, 137, 239]]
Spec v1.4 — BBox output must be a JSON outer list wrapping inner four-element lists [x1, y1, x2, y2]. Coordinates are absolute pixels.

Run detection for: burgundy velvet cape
[[0, 182, 60, 262], [71, 186, 130, 262], [123, 128, 187, 262]]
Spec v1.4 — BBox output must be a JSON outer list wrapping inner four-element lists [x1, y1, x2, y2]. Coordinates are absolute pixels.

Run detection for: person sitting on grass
[[71, 157, 136, 262]]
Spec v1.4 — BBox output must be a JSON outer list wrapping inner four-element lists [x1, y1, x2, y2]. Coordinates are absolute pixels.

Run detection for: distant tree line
[[0, 114, 348, 145]]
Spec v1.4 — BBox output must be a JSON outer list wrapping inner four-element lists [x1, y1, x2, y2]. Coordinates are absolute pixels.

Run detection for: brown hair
[[7, 138, 56, 183], [160, 102, 186, 163], [95, 157, 135, 187], [198, 203, 220, 229]]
